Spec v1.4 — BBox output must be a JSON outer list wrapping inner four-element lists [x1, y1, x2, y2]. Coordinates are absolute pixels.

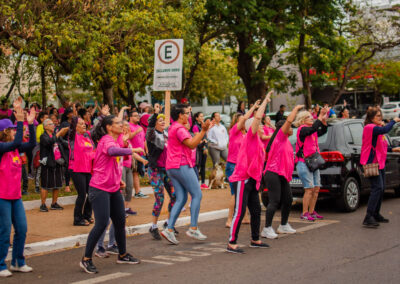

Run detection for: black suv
[[288, 119, 400, 212]]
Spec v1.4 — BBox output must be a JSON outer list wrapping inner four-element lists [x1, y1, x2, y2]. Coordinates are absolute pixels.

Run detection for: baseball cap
[[0, 119, 17, 131]]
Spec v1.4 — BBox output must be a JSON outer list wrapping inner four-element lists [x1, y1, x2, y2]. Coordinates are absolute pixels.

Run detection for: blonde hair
[[293, 111, 311, 127]]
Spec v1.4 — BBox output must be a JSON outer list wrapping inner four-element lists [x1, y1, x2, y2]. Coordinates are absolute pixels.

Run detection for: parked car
[[381, 102, 400, 120], [280, 119, 400, 212]]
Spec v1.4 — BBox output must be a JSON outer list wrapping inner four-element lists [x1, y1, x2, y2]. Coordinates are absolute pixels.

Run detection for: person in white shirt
[[208, 112, 229, 165]]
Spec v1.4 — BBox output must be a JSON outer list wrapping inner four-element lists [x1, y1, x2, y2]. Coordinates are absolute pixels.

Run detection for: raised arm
[[182, 120, 213, 149], [251, 91, 272, 134], [237, 100, 260, 131], [281, 105, 304, 135]]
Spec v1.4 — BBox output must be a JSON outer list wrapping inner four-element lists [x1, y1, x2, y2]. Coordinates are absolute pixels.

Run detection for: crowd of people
[[0, 94, 397, 276]]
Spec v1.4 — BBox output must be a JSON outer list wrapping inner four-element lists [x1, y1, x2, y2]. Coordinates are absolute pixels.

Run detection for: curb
[[7, 209, 228, 260], [22, 186, 155, 211]]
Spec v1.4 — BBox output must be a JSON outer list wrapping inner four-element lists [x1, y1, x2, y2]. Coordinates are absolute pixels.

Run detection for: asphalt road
[[3, 193, 400, 284]]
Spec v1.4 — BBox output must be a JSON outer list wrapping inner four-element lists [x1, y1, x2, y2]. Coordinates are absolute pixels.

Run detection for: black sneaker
[[226, 245, 245, 254], [106, 244, 119, 255], [51, 203, 64, 210], [149, 227, 162, 240], [163, 221, 179, 235], [80, 258, 98, 274], [117, 253, 140, 264], [249, 241, 270, 248], [374, 214, 389, 223], [363, 215, 379, 228], [40, 204, 48, 212]]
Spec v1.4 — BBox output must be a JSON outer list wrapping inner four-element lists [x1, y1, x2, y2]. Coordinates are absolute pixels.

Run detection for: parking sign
[[153, 39, 184, 91]]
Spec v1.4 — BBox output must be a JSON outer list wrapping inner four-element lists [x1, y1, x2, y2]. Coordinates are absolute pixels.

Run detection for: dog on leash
[[208, 163, 225, 189]]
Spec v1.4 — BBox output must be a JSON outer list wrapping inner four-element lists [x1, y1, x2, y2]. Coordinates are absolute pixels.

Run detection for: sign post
[[153, 39, 184, 126]]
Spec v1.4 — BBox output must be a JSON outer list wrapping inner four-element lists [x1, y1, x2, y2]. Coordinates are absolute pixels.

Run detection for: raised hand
[[294, 105, 305, 111], [101, 104, 110, 116], [265, 90, 273, 103], [13, 96, 23, 110], [14, 106, 24, 122], [27, 107, 36, 124], [202, 119, 213, 132], [154, 104, 161, 114]]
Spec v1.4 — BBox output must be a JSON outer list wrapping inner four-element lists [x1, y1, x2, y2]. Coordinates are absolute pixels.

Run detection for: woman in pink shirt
[[160, 104, 212, 245], [80, 115, 141, 274], [260, 105, 303, 239], [227, 92, 272, 254], [261, 115, 275, 149], [225, 102, 260, 228], [0, 100, 36, 277]]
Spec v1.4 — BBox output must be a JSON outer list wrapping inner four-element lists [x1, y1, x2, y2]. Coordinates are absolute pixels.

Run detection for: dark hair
[[364, 107, 381, 125], [266, 120, 286, 153], [211, 112, 219, 119], [129, 110, 139, 118], [61, 107, 73, 123], [171, 104, 187, 121], [78, 108, 87, 119], [38, 111, 47, 123], [193, 112, 203, 121], [237, 101, 245, 112], [92, 115, 116, 144], [279, 105, 286, 109]]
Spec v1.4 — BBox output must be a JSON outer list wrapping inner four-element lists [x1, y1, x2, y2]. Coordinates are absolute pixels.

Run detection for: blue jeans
[[0, 199, 27, 270], [296, 161, 321, 189], [225, 162, 236, 195], [167, 165, 202, 228]]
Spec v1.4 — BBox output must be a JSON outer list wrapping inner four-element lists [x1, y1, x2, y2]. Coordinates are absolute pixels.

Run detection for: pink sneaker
[[300, 212, 315, 222], [311, 211, 324, 220], [200, 184, 209, 190]]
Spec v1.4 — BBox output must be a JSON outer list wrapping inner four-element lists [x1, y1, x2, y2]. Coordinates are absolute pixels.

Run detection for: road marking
[[70, 272, 131, 284], [175, 250, 211, 257], [153, 255, 192, 262], [192, 245, 226, 252], [141, 259, 173, 265]]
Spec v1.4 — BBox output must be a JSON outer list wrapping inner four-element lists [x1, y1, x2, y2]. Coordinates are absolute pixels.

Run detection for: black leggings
[[84, 187, 126, 258], [71, 172, 92, 222], [229, 178, 261, 244], [196, 149, 207, 184], [264, 171, 293, 227]]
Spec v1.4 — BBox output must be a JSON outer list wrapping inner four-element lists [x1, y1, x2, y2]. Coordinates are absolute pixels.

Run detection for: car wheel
[[336, 177, 360, 212]]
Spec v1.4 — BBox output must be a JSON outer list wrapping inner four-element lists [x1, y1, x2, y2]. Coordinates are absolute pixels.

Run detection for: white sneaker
[[10, 264, 33, 273], [261, 227, 278, 239], [0, 269, 12, 277], [277, 223, 296, 234], [161, 229, 179, 245], [186, 228, 207, 241]]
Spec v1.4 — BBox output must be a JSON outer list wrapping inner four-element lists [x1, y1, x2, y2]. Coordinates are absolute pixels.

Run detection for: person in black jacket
[[275, 105, 286, 124], [145, 104, 176, 240], [39, 119, 69, 212]]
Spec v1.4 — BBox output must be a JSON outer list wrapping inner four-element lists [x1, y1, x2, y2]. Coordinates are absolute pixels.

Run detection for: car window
[[344, 125, 353, 144], [289, 126, 329, 147], [347, 123, 363, 145], [382, 104, 396, 109]]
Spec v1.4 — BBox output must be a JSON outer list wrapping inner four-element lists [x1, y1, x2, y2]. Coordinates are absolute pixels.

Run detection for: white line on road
[[141, 259, 173, 265], [70, 272, 131, 284]]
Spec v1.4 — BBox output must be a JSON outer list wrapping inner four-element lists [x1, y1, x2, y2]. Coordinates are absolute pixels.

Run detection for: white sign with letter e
[[153, 39, 184, 91]]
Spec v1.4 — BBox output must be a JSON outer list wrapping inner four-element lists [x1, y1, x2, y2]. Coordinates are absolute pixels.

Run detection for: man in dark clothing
[[275, 105, 286, 123]]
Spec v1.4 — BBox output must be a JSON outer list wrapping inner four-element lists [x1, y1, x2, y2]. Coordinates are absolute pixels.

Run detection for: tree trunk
[[40, 65, 47, 108], [101, 83, 114, 109], [5, 53, 23, 99], [237, 34, 266, 104]]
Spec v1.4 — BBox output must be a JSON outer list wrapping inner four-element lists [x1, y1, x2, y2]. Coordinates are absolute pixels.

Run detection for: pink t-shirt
[[229, 129, 265, 189], [69, 132, 95, 173], [166, 122, 193, 170], [262, 126, 275, 149], [129, 123, 145, 154], [227, 124, 245, 164], [118, 134, 132, 168], [265, 129, 294, 182], [140, 113, 150, 135], [0, 149, 22, 199], [89, 135, 124, 192]]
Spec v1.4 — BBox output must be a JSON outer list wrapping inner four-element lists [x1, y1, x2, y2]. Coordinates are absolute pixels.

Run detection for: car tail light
[[394, 109, 397, 112], [320, 151, 345, 162], [320, 189, 330, 193]]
